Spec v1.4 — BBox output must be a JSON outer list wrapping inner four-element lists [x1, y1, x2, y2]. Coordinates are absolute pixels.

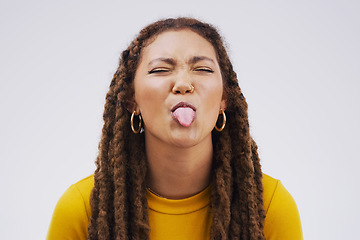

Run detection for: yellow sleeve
[[264, 179, 303, 240], [46, 183, 90, 240]]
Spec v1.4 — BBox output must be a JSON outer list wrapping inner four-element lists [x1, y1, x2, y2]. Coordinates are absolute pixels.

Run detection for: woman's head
[[133, 29, 225, 148], [89, 17, 265, 240], [111, 17, 247, 149]]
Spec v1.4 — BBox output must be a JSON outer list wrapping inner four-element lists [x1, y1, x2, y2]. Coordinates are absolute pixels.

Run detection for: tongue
[[173, 107, 195, 127]]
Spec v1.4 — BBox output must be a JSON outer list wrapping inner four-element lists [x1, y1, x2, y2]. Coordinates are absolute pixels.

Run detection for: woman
[[47, 17, 302, 240]]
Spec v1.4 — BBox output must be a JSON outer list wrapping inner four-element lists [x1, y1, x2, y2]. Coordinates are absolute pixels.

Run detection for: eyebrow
[[148, 56, 215, 67], [148, 58, 176, 66], [188, 56, 215, 65]]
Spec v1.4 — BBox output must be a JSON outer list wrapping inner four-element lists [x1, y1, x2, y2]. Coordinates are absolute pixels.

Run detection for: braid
[[210, 125, 232, 239], [127, 133, 149, 238], [251, 139, 266, 236], [88, 40, 150, 239], [111, 96, 129, 239], [88, 74, 118, 239], [88, 17, 265, 239]]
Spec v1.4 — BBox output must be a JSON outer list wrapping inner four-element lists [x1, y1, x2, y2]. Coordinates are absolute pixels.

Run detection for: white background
[[1, 0, 359, 239]]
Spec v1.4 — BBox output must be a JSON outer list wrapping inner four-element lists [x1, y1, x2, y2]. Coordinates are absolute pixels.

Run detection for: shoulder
[[46, 175, 94, 240], [71, 174, 94, 210], [262, 173, 303, 240], [262, 173, 282, 213], [60, 175, 94, 219]]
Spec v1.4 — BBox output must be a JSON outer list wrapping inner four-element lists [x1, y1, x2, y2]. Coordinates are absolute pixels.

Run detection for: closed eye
[[148, 68, 170, 74], [194, 68, 214, 73]]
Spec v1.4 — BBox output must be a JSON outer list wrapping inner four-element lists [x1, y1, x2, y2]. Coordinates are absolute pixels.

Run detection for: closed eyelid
[[194, 67, 214, 72], [148, 68, 171, 74]]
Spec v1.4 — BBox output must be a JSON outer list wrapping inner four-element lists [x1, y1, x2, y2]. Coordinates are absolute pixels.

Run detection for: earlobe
[[135, 105, 141, 115], [220, 99, 226, 112], [125, 99, 140, 115], [127, 106, 140, 115]]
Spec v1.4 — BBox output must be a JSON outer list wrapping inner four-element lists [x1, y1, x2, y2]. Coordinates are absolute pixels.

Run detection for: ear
[[124, 91, 140, 115], [220, 99, 227, 112], [126, 102, 141, 115], [134, 105, 141, 115]]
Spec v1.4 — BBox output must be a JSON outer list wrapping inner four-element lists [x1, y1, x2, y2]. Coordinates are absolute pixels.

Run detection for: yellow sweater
[[47, 174, 302, 239]]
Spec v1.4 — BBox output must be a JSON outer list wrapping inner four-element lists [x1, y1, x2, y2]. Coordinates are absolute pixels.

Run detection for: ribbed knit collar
[[146, 185, 211, 215]]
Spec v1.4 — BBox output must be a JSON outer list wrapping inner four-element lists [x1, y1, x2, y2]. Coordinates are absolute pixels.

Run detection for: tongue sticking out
[[172, 107, 196, 127]]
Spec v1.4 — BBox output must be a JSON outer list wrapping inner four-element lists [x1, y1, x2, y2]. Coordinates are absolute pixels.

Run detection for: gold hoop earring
[[131, 111, 142, 134], [214, 110, 226, 132]]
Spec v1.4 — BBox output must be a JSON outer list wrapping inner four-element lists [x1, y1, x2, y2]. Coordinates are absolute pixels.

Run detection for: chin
[[171, 140, 198, 149], [169, 132, 202, 148]]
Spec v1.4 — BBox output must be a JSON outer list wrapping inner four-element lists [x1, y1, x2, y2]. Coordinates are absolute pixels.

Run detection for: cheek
[[198, 83, 224, 124], [134, 79, 166, 114], [202, 80, 224, 105]]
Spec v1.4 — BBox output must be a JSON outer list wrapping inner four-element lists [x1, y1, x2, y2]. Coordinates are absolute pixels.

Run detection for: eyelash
[[148, 69, 169, 74], [195, 68, 214, 73]]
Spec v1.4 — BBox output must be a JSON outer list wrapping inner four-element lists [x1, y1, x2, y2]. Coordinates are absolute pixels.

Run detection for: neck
[[145, 135, 213, 199]]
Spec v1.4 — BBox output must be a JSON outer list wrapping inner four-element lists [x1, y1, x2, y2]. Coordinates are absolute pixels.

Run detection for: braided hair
[[88, 17, 265, 240]]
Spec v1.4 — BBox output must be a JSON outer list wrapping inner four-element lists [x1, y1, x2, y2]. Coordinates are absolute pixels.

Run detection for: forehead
[[140, 29, 218, 61]]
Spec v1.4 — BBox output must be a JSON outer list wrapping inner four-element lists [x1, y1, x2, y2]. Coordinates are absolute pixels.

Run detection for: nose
[[172, 72, 194, 94]]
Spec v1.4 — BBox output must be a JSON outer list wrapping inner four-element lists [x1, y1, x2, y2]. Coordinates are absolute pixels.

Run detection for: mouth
[[171, 102, 196, 127], [171, 101, 196, 112]]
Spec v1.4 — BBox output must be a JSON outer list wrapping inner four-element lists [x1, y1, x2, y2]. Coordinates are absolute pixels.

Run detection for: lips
[[171, 102, 196, 112], [171, 102, 196, 127]]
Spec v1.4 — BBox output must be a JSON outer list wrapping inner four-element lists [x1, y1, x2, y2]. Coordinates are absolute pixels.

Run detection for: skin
[[134, 29, 226, 199]]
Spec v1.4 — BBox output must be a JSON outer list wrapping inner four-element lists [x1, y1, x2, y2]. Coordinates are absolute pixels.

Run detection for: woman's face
[[134, 29, 225, 148]]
